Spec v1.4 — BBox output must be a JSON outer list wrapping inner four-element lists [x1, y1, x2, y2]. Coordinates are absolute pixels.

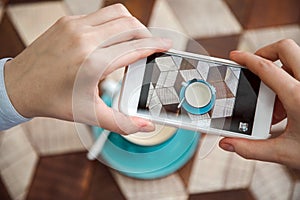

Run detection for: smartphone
[[119, 50, 275, 139]]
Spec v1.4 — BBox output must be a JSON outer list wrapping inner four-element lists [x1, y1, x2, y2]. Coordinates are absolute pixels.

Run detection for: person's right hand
[[219, 39, 300, 169], [4, 4, 172, 134]]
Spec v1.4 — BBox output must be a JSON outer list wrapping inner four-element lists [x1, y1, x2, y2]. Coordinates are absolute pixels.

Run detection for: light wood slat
[[238, 25, 300, 52], [167, 0, 242, 38], [64, 0, 103, 15], [24, 118, 93, 156], [111, 170, 188, 200], [7, 1, 69, 46]]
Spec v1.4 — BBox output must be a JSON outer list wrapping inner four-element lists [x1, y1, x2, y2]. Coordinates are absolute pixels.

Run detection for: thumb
[[96, 104, 155, 135], [219, 137, 281, 163]]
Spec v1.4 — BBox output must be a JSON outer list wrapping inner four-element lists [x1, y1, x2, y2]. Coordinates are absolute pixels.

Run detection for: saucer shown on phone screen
[[179, 79, 216, 115]]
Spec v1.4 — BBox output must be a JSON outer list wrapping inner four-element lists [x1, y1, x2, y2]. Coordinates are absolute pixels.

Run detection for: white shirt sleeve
[[0, 58, 30, 130]]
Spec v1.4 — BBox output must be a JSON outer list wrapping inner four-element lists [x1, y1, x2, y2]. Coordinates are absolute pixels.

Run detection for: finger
[[79, 4, 132, 26], [255, 39, 300, 79], [270, 119, 286, 138], [219, 137, 300, 168], [230, 51, 298, 101], [95, 102, 155, 134], [272, 96, 287, 125], [88, 37, 172, 80], [105, 37, 172, 74], [93, 16, 152, 47], [219, 137, 280, 163], [282, 65, 293, 77]]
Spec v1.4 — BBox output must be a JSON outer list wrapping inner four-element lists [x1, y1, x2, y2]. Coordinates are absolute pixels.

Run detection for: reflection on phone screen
[[138, 53, 260, 135]]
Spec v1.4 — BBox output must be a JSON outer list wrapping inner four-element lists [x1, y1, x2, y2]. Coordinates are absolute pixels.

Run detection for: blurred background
[[0, 0, 300, 199]]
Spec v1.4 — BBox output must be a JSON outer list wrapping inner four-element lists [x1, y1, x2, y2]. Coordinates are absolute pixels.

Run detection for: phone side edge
[[118, 58, 147, 116], [167, 49, 244, 68], [251, 82, 276, 139], [118, 66, 129, 114]]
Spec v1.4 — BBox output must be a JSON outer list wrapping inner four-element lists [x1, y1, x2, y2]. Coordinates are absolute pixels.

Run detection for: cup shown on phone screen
[[178, 79, 216, 115]]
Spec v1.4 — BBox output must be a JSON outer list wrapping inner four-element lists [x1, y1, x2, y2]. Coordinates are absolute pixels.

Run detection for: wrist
[[4, 59, 34, 118], [0, 58, 31, 129]]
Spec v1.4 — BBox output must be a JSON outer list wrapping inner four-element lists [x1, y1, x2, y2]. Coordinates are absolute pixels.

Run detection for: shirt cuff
[[0, 58, 31, 130]]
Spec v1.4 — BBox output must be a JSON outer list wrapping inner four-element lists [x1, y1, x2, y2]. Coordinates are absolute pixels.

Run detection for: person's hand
[[4, 4, 172, 134], [219, 39, 300, 169]]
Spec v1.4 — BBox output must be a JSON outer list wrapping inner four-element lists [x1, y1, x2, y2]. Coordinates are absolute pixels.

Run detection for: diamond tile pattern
[[0, 0, 300, 199], [166, 0, 242, 38]]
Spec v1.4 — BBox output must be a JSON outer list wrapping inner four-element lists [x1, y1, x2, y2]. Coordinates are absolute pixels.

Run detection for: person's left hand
[[4, 4, 172, 134]]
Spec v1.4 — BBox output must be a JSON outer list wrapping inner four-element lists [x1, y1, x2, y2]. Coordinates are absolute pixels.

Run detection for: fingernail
[[161, 38, 173, 48], [136, 118, 155, 132], [220, 143, 235, 152], [230, 50, 242, 56], [139, 122, 155, 132]]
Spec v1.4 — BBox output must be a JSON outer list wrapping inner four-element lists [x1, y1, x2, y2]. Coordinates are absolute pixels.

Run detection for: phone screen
[[137, 53, 261, 135]]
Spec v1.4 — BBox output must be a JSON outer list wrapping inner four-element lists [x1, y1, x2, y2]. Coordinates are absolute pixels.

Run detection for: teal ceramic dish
[[92, 127, 200, 179], [179, 79, 216, 115], [120, 132, 199, 179]]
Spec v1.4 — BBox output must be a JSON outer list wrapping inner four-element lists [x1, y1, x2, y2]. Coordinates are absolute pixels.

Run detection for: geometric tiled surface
[[1, 0, 300, 199], [250, 162, 294, 200], [0, 2, 3, 17], [0, 126, 38, 200], [166, 0, 242, 38], [112, 171, 188, 200], [225, 0, 300, 29], [6, 1, 70, 46], [26, 153, 125, 200], [23, 118, 93, 156], [238, 24, 300, 53]]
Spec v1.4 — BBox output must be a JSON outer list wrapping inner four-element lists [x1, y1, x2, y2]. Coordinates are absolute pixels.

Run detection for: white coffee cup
[[184, 81, 212, 108], [123, 124, 177, 146]]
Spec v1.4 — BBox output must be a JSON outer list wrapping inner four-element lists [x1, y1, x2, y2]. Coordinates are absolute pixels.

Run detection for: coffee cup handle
[[177, 97, 185, 108], [181, 82, 188, 87], [178, 81, 188, 109]]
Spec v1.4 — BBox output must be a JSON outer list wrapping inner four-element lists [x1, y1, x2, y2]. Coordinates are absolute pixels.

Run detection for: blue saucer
[[121, 133, 199, 179], [93, 127, 200, 177], [179, 79, 216, 115]]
